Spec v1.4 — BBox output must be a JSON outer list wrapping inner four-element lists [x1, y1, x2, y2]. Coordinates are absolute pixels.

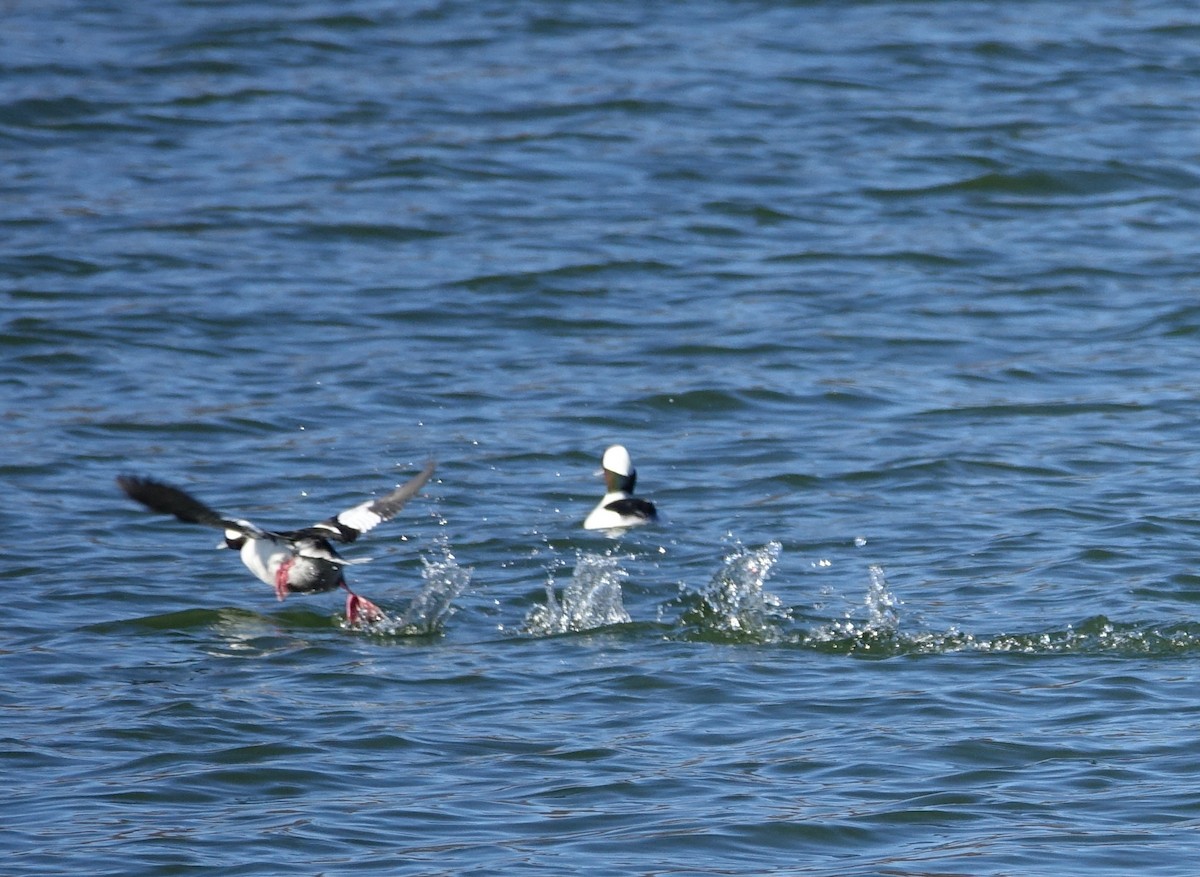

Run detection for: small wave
[[634, 388, 752, 413], [524, 552, 632, 635], [90, 606, 262, 634], [292, 222, 446, 243], [867, 168, 1131, 200]]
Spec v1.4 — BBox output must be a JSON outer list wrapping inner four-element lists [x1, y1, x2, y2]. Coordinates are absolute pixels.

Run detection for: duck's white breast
[[239, 538, 291, 585]]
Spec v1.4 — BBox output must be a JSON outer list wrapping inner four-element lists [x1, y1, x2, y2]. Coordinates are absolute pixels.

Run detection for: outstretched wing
[[297, 460, 436, 543], [116, 475, 267, 538]]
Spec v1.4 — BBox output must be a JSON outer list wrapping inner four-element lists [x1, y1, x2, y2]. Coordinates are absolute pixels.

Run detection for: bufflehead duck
[[117, 461, 435, 625], [583, 445, 658, 530]]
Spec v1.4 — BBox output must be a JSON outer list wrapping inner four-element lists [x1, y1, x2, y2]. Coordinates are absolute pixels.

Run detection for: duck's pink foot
[[346, 592, 385, 626], [273, 559, 293, 602]]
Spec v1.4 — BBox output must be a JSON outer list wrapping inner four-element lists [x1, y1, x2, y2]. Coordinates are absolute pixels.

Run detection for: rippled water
[[6, 1, 1200, 874]]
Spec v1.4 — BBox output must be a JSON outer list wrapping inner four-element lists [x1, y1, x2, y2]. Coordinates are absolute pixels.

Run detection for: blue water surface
[[5, 1, 1200, 874]]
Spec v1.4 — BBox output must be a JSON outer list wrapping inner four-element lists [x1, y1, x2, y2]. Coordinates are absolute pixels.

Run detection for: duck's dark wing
[[295, 460, 436, 543], [605, 497, 658, 521], [117, 475, 267, 538]]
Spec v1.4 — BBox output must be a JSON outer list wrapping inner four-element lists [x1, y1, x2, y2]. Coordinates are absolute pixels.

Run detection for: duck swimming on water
[[117, 461, 435, 625], [583, 445, 657, 531]]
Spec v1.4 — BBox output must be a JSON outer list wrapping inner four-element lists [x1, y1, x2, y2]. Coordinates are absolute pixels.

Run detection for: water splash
[[680, 541, 786, 642], [399, 551, 472, 634], [867, 564, 899, 626], [803, 563, 902, 654], [524, 552, 632, 635], [347, 545, 471, 636]]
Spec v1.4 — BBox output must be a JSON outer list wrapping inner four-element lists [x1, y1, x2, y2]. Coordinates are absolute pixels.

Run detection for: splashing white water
[[524, 552, 632, 635], [347, 544, 471, 635], [399, 551, 472, 634], [864, 563, 900, 631], [685, 541, 786, 641], [805, 563, 901, 650]]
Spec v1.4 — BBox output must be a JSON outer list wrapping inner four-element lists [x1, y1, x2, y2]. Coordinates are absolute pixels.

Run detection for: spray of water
[[346, 538, 472, 635], [398, 551, 472, 634], [803, 563, 902, 653], [524, 552, 632, 635], [680, 541, 786, 642]]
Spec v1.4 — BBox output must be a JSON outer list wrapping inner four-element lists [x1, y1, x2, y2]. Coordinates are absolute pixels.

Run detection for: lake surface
[[5, 1, 1200, 874]]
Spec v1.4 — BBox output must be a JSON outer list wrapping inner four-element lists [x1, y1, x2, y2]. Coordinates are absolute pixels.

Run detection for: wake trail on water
[[519, 541, 1200, 659], [108, 536, 1200, 658]]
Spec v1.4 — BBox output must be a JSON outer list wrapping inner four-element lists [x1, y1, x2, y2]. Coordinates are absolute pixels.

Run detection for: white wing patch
[[231, 518, 270, 539], [323, 461, 434, 539], [336, 501, 386, 536]]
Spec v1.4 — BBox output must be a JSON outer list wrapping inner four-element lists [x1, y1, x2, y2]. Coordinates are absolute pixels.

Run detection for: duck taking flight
[[583, 445, 657, 531], [117, 461, 435, 625]]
